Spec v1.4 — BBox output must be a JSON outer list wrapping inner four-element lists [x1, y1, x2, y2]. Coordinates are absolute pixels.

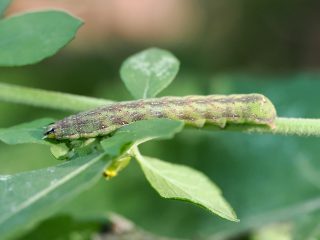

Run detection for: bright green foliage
[[0, 116, 236, 240], [0, 11, 82, 66], [101, 119, 184, 157], [0, 152, 107, 240], [101, 119, 237, 220], [50, 143, 70, 160], [135, 153, 238, 222], [0, 118, 54, 145], [2, 21, 320, 240], [120, 48, 180, 99], [0, 0, 11, 17], [0, 116, 238, 239]]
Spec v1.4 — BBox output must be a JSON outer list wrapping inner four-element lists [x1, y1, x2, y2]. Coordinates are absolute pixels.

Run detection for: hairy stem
[[1, 83, 320, 137], [0, 82, 113, 112], [220, 118, 320, 137]]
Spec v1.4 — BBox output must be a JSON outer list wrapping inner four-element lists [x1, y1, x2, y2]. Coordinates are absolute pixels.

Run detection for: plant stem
[[0, 82, 113, 112], [267, 118, 320, 136], [212, 118, 320, 137]]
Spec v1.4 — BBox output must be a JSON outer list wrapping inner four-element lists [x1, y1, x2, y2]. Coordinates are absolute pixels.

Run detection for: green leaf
[[0, 11, 83, 66], [0, 118, 54, 145], [135, 152, 238, 222], [47, 76, 320, 238], [0, 152, 107, 240], [50, 143, 70, 160], [0, 0, 11, 17], [101, 119, 184, 157], [120, 48, 180, 99], [101, 118, 237, 221]]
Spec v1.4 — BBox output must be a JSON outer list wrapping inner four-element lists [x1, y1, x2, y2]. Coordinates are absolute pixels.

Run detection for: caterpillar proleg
[[45, 94, 276, 140]]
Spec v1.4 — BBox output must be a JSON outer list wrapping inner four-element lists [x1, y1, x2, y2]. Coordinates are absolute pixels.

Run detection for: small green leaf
[[100, 119, 184, 156], [0, 118, 54, 145], [135, 153, 239, 222], [50, 143, 70, 160], [120, 48, 180, 99], [0, 0, 11, 17], [0, 11, 83, 66], [0, 152, 107, 240]]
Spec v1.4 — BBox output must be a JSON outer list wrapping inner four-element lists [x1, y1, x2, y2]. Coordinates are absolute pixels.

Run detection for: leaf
[[0, 11, 83, 66], [50, 143, 70, 160], [101, 119, 238, 221], [135, 153, 238, 222], [0, 152, 107, 240], [120, 48, 180, 99], [49, 76, 320, 238], [101, 119, 184, 157], [0, 0, 11, 17], [0, 118, 54, 145]]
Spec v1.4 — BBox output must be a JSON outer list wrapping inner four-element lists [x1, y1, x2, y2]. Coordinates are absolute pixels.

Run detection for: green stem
[[1, 83, 320, 137], [267, 117, 320, 136], [0, 82, 113, 112], [214, 118, 320, 137]]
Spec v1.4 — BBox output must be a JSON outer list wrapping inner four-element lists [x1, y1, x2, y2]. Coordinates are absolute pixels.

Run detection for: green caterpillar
[[45, 94, 277, 140]]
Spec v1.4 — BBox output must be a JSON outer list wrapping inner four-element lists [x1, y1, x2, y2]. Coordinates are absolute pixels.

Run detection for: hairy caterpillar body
[[45, 94, 277, 140]]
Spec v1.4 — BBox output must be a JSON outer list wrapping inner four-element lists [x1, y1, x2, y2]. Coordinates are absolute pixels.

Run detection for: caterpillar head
[[44, 124, 56, 139]]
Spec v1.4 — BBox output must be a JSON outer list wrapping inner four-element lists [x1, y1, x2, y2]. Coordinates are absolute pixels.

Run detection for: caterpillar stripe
[[44, 94, 277, 140]]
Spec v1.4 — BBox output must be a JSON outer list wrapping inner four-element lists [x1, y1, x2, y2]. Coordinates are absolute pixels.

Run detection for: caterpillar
[[44, 94, 277, 140]]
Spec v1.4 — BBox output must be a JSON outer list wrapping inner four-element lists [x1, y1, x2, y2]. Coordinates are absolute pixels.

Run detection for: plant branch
[[0, 82, 113, 112], [208, 118, 320, 137], [264, 118, 320, 136]]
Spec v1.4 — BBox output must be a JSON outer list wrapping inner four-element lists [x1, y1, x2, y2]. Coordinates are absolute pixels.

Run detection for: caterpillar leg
[[206, 118, 227, 128], [193, 119, 206, 128]]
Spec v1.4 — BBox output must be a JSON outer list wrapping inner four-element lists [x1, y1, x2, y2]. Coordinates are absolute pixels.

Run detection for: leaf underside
[[136, 154, 238, 222], [120, 47, 180, 99], [0, 152, 107, 240]]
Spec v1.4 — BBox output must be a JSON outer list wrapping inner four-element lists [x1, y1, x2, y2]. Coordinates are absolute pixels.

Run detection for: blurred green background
[[1, 0, 320, 239]]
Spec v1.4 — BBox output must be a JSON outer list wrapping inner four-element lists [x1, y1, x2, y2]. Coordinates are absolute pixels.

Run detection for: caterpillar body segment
[[45, 94, 277, 140]]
